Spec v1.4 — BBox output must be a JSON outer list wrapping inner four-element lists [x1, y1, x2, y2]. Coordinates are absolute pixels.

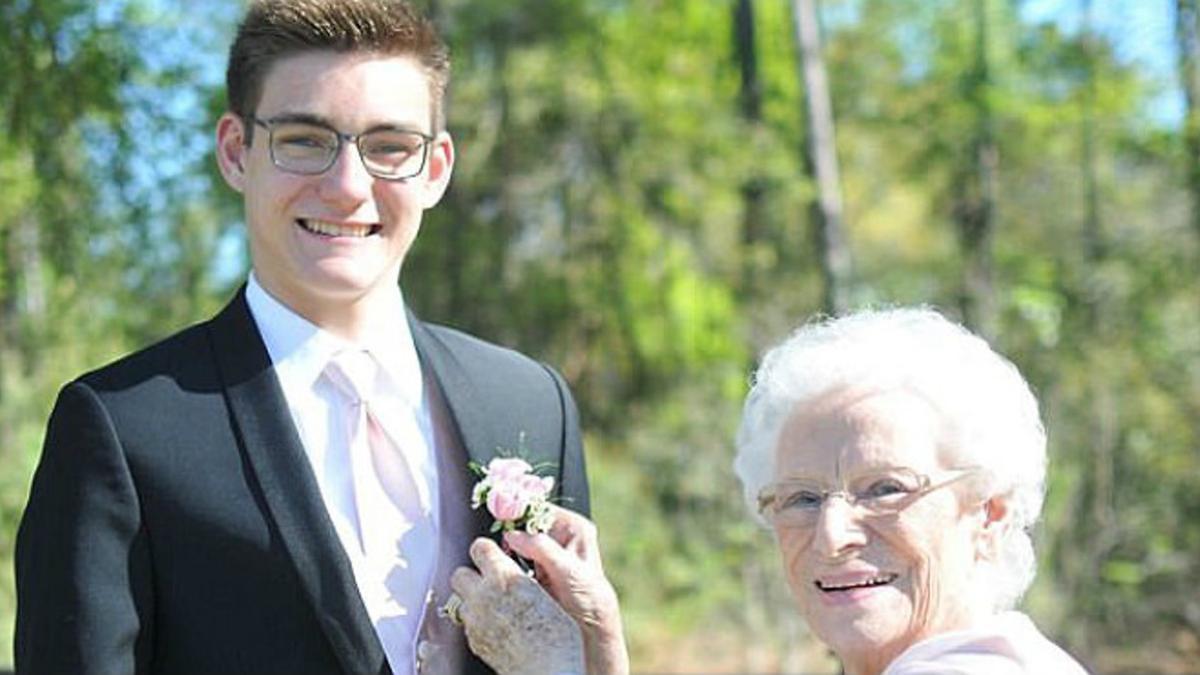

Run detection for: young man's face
[[216, 51, 453, 325]]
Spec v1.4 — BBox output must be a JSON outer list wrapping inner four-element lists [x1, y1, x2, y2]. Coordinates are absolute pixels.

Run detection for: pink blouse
[[882, 611, 1089, 674]]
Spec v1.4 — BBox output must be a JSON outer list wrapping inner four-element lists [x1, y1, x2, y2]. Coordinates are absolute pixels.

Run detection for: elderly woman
[[733, 307, 1087, 673], [452, 307, 1088, 674]]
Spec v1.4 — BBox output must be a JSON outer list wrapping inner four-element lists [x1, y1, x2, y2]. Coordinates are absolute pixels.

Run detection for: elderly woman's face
[[771, 386, 988, 669]]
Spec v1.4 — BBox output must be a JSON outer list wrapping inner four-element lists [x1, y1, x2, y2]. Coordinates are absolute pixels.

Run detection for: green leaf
[[1101, 560, 1144, 586]]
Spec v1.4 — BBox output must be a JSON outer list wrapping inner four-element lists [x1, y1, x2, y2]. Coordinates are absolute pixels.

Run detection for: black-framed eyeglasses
[[757, 466, 983, 528], [247, 115, 434, 181]]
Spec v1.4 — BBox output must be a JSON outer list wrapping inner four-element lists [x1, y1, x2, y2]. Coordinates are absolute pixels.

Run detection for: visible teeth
[[817, 574, 896, 591], [302, 219, 373, 238]]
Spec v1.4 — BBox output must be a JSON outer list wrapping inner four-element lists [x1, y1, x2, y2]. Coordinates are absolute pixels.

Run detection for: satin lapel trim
[[409, 316, 494, 469], [207, 289, 389, 675]]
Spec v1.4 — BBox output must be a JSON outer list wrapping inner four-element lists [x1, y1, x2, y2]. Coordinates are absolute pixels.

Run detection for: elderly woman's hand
[[503, 506, 628, 675], [450, 538, 584, 675]]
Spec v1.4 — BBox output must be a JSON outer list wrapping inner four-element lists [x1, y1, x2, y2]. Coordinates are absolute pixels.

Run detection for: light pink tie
[[326, 350, 437, 671], [325, 350, 433, 563]]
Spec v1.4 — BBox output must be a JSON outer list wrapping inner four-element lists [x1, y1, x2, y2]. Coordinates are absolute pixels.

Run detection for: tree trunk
[[1080, 0, 1105, 294], [734, 0, 766, 304], [1176, 0, 1200, 241], [1080, 46, 1103, 264], [790, 0, 850, 314], [955, 0, 998, 338], [0, 223, 14, 455], [1067, 2, 1117, 653]]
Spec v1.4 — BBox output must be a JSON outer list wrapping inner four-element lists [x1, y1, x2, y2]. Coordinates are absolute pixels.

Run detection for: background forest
[[2, 0, 1198, 672]]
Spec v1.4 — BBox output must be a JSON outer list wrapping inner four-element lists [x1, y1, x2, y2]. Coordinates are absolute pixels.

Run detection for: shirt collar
[[244, 273, 424, 408]]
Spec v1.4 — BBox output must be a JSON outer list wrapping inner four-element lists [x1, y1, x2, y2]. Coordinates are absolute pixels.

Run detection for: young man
[[14, 1, 589, 673]]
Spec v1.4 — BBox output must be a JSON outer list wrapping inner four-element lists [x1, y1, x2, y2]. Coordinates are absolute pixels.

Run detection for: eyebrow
[[261, 112, 429, 135]]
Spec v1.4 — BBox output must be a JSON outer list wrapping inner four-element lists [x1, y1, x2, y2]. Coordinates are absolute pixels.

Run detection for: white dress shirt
[[245, 274, 440, 675]]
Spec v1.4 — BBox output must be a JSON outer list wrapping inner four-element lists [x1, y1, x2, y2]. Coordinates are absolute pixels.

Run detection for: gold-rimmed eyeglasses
[[247, 115, 435, 181], [757, 466, 983, 528]]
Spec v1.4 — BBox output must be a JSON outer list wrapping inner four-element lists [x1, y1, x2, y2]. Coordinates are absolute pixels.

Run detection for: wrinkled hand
[[450, 538, 584, 675], [503, 506, 629, 675]]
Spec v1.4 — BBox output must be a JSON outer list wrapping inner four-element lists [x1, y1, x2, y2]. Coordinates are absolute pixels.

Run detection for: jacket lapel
[[206, 289, 388, 675], [409, 316, 494, 469], [410, 315, 496, 675], [409, 316, 561, 482]]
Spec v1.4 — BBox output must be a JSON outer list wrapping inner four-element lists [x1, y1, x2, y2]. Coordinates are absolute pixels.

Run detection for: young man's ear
[[419, 131, 455, 209], [215, 113, 248, 193]]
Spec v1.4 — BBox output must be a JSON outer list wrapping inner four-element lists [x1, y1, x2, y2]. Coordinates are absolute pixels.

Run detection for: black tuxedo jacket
[[14, 289, 589, 674]]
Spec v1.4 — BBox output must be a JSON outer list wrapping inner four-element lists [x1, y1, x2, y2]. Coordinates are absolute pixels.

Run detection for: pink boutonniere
[[440, 436, 558, 627], [469, 437, 556, 534]]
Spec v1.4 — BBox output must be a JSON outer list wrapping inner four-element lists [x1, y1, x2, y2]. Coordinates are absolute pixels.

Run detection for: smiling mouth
[[814, 573, 898, 592], [298, 218, 381, 238]]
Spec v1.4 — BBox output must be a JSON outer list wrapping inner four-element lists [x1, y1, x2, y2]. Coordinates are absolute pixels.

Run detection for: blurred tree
[[791, 0, 851, 314], [1177, 0, 1200, 240], [733, 0, 767, 309], [0, 0, 132, 388], [955, 0, 1000, 337], [1054, 0, 1120, 656]]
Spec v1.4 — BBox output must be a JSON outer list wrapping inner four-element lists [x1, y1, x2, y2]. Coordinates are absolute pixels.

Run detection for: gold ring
[[439, 593, 464, 626]]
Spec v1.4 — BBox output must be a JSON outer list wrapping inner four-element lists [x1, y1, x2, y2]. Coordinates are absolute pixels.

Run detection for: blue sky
[[1022, 0, 1184, 125]]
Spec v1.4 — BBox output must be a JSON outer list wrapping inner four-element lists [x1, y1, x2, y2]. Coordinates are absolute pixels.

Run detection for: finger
[[469, 537, 522, 580], [543, 504, 584, 538], [558, 505, 597, 539], [537, 505, 601, 564], [504, 530, 580, 582], [450, 565, 483, 600]]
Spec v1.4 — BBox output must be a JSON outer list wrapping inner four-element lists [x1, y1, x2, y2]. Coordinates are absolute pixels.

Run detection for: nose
[[317, 141, 375, 207], [811, 495, 867, 558]]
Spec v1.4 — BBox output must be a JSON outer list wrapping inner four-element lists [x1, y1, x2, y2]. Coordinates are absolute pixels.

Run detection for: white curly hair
[[733, 307, 1046, 611]]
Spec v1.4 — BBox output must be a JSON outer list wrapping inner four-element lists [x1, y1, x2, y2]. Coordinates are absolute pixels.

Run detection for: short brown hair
[[226, 0, 450, 131]]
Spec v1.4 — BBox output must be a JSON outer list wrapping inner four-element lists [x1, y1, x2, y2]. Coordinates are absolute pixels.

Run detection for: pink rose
[[518, 473, 555, 497], [486, 485, 530, 522], [481, 458, 555, 523], [485, 457, 534, 482]]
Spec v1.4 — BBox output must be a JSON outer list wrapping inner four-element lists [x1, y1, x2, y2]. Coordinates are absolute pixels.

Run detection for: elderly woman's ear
[[973, 494, 1013, 561]]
